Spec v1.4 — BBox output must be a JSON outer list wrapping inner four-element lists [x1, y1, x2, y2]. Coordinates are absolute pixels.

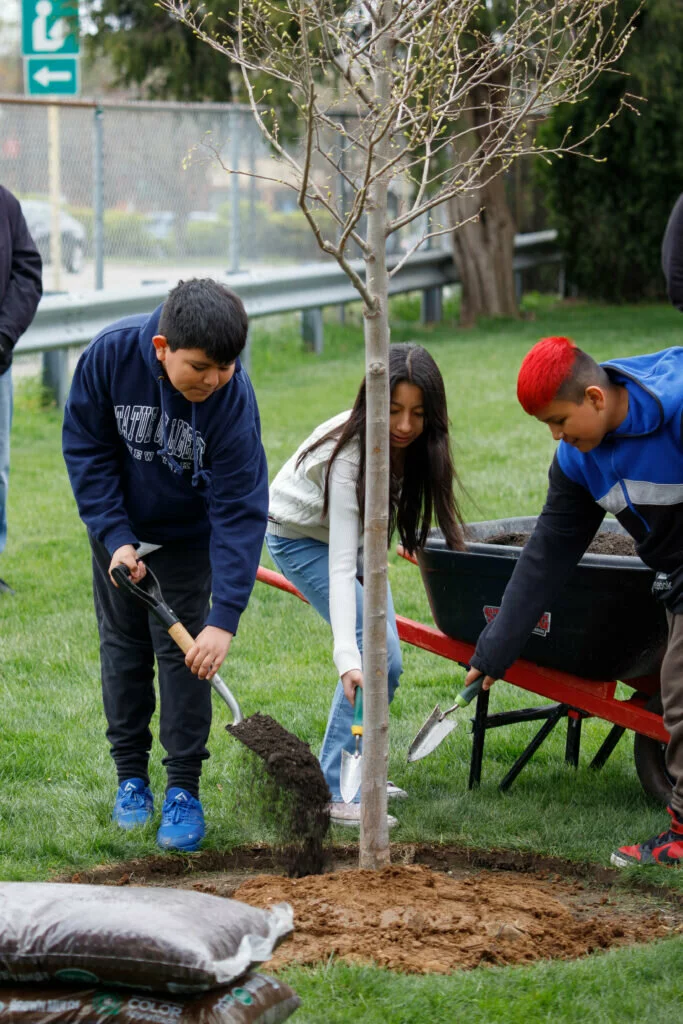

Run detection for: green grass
[[281, 937, 683, 1024], [1, 293, 682, 1019]]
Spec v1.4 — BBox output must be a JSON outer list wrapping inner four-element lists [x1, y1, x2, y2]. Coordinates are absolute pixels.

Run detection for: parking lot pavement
[[41, 258, 290, 295]]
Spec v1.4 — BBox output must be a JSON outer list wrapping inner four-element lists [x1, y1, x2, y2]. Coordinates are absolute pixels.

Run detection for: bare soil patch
[[484, 531, 637, 557], [60, 845, 682, 975]]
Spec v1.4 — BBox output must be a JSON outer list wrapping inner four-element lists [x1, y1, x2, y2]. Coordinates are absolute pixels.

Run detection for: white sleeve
[[327, 456, 363, 677]]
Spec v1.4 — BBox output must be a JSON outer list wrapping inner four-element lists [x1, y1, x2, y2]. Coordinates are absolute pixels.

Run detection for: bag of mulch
[[0, 975, 300, 1024], [0, 884, 293, 994]]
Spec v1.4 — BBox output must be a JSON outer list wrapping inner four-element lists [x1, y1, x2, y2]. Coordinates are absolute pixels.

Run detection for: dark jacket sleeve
[[662, 193, 683, 312], [0, 189, 42, 344], [205, 379, 269, 635], [470, 456, 606, 680]]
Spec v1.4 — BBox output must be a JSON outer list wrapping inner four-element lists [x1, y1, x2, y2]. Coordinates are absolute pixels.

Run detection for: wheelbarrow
[[256, 515, 672, 805]]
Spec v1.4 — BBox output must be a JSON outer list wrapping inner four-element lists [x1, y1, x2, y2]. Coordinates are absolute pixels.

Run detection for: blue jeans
[[0, 368, 12, 556], [265, 532, 403, 802]]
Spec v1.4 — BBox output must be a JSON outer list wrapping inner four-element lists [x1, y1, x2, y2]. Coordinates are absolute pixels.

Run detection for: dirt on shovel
[[227, 712, 330, 878]]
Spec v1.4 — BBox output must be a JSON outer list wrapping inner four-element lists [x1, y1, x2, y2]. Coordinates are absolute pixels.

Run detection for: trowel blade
[[407, 705, 458, 762], [340, 749, 362, 804]]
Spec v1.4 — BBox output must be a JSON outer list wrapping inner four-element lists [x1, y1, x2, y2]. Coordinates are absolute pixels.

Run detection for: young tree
[[160, 0, 636, 868]]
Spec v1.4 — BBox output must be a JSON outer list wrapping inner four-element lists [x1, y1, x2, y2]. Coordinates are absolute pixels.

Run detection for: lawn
[[1, 293, 681, 1020]]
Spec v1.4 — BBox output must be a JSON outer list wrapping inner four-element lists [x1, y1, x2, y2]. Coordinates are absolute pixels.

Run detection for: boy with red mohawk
[[465, 334, 683, 868]]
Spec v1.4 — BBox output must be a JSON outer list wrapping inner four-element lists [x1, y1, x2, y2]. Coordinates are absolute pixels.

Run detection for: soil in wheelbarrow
[[65, 848, 683, 975], [484, 530, 638, 556]]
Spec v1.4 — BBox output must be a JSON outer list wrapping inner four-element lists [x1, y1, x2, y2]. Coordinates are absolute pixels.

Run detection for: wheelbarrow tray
[[417, 517, 667, 681]]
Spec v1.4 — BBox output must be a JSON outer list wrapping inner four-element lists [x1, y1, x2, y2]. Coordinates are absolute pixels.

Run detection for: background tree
[[82, 0, 237, 100], [160, 0, 635, 868], [536, 0, 682, 303]]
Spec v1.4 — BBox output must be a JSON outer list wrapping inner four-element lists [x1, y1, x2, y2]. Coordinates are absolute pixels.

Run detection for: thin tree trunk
[[359, 0, 393, 871], [449, 82, 518, 327]]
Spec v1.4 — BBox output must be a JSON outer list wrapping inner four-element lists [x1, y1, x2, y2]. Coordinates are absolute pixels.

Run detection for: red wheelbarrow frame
[[256, 564, 669, 791]]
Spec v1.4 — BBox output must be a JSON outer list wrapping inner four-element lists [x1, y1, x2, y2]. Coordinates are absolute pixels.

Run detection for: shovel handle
[[168, 623, 243, 724], [454, 677, 485, 708], [351, 687, 363, 737], [168, 621, 195, 654]]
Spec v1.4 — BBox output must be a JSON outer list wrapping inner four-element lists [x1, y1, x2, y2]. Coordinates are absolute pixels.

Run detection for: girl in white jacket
[[266, 343, 465, 827]]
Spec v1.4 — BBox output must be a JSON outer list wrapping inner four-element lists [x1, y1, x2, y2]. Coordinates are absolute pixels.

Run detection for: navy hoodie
[[62, 304, 268, 635], [0, 186, 42, 347], [471, 348, 683, 680]]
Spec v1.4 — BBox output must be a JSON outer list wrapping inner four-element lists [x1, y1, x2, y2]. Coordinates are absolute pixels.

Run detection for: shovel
[[407, 677, 484, 763], [339, 687, 363, 804], [112, 561, 332, 876], [111, 563, 243, 723]]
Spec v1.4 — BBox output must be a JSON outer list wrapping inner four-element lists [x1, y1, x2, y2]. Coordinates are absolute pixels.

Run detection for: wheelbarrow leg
[[589, 723, 626, 771], [499, 704, 567, 792], [468, 686, 490, 789], [565, 710, 583, 767]]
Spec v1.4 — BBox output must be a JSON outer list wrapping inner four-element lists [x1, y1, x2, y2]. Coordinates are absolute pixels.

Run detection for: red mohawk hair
[[517, 336, 578, 415]]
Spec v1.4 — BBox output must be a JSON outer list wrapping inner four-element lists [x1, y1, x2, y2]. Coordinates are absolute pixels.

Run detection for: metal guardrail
[[17, 230, 560, 405]]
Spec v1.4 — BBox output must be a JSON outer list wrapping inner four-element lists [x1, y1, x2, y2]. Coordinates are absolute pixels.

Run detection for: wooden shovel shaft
[[168, 621, 195, 654], [167, 622, 243, 724]]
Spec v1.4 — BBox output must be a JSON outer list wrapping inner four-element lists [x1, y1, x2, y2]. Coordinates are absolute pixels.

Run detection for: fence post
[[301, 308, 324, 353], [421, 285, 442, 324], [93, 105, 104, 290], [229, 108, 241, 274], [514, 269, 524, 304], [42, 349, 69, 408], [47, 105, 62, 292]]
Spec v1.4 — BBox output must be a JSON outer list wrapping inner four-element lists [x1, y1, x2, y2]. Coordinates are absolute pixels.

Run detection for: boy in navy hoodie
[[463, 335, 683, 867], [63, 278, 268, 851]]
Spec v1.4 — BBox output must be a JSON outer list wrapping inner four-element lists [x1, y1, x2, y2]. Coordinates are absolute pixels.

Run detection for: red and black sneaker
[[611, 807, 683, 867]]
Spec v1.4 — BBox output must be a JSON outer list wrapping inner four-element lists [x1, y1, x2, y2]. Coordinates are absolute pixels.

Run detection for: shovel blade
[[340, 749, 362, 804], [407, 705, 458, 763]]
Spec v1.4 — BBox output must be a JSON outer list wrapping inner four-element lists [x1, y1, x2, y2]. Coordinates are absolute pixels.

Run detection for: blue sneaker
[[112, 778, 154, 829], [157, 788, 205, 852]]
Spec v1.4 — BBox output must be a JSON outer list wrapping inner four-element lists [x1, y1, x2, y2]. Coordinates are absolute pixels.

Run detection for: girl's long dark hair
[[297, 343, 466, 552]]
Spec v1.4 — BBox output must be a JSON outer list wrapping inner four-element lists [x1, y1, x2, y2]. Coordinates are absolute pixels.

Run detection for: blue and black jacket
[[62, 304, 269, 636], [471, 348, 683, 680]]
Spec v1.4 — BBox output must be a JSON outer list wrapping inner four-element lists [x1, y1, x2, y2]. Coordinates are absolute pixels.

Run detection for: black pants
[[90, 535, 212, 796]]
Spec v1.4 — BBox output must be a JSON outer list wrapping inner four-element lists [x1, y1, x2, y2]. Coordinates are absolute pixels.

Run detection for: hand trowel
[[340, 687, 363, 803], [407, 677, 484, 763]]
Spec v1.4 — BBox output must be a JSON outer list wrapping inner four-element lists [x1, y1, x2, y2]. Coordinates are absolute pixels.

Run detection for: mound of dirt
[[231, 863, 675, 973], [483, 531, 637, 557]]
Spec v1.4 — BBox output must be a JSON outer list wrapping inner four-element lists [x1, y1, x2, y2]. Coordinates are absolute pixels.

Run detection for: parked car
[[144, 210, 176, 241], [20, 199, 87, 274]]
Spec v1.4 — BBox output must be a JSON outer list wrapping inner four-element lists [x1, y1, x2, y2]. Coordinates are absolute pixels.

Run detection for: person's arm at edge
[[0, 190, 42, 368], [662, 193, 683, 311], [466, 456, 605, 689]]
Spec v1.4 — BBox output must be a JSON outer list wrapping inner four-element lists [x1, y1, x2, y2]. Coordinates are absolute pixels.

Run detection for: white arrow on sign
[[33, 63, 72, 87]]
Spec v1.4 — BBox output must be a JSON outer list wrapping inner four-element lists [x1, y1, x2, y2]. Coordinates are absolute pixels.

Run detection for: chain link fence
[[0, 98, 355, 294]]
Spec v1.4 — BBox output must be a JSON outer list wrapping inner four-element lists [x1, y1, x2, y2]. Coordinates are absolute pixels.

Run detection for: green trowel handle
[[454, 677, 485, 708], [351, 687, 363, 737]]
